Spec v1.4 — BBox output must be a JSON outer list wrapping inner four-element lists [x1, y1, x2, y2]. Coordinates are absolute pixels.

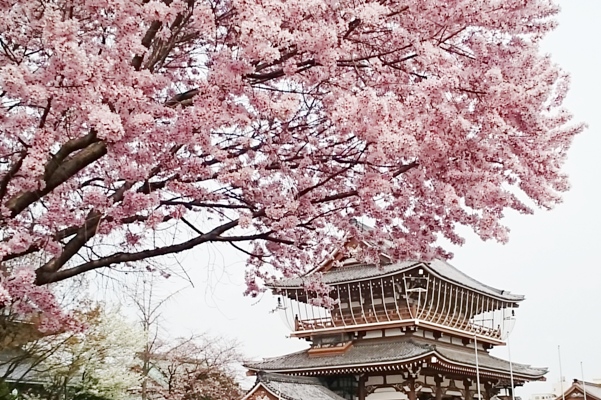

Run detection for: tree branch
[[37, 210, 102, 276], [44, 131, 100, 181], [161, 200, 254, 211], [5, 141, 107, 217], [132, 20, 163, 70], [0, 150, 26, 203], [35, 218, 241, 284], [312, 161, 418, 204]]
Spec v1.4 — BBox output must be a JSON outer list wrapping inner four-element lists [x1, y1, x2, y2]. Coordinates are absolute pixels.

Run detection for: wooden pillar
[[435, 376, 444, 400], [483, 382, 494, 400], [462, 379, 473, 400], [358, 375, 366, 400], [408, 378, 417, 400]]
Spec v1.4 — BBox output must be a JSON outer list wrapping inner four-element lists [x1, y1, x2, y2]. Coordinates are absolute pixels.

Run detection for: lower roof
[[244, 337, 547, 381], [0, 350, 49, 385], [242, 372, 346, 400]]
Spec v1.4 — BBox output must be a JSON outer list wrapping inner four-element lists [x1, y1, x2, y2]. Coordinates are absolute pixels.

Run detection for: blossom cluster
[[0, 0, 583, 315]]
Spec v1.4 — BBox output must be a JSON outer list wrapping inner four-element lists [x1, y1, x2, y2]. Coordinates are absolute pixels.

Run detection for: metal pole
[[475, 334, 482, 400], [581, 362, 588, 400], [501, 310, 517, 400], [558, 346, 566, 400], [507, 330, 515, 400]]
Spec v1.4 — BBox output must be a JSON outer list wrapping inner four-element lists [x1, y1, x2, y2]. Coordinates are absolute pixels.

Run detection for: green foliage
[[0, 303, 143, 400], [2, 296, 243, 400], [0, 380, 17, 400]]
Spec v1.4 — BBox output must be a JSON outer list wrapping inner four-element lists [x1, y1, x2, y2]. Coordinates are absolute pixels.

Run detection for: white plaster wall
[[364, 330, 383, 339], [387, 375, 405, 384], [366, 376, 385, 385], [384, 328, 404, 337], [367, 387, 408, 400]]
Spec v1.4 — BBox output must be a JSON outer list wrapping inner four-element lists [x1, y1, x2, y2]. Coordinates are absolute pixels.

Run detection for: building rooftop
[[244, 337, 546, 380], [271, 259, 524, 302], [567, 380, 601, 400], [0, 350, 48, 385], [242, 372, 346, 400]]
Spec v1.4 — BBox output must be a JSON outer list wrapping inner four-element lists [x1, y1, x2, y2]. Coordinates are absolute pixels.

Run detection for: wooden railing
[[295, 305, 416, 331], [294, 304, 502, 339]]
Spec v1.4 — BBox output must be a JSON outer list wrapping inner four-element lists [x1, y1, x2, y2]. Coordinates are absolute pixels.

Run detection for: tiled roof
[[271, 259, 524, 302], [246, 372, 346, 400], [571, 380, 601, 400], [0, 349, 49, 384], [272, 261, 420, 288], [244, 338, 546, 379], [427, 259, 523, 301], [246, 340, 432, 371], [431, 341, 547, 377]]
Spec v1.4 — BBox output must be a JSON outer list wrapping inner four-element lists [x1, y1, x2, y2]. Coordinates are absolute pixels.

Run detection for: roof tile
[[271, 259, 524, 302], [254, 372, 346, 400], [245, 338, 546, 379]]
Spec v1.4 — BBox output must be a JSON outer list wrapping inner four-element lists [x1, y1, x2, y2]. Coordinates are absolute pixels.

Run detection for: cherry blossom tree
[[1, 303, 144, 400], [0, 256, 81, 342], [0, 0, 584, 317], [36, 305, 144, 400], [1, 288, 242, 400], [137, 335, 242, 400], [127, 274, 242, 400]]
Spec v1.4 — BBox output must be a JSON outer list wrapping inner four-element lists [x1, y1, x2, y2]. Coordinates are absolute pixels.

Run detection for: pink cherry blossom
[[0, 0, 584, 321]]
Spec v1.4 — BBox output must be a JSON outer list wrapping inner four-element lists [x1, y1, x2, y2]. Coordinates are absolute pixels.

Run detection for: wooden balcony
[[292, 304, 503, 343]]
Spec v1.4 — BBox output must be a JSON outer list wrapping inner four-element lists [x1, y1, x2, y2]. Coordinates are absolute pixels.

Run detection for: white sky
[[110, 1, 601, 397]]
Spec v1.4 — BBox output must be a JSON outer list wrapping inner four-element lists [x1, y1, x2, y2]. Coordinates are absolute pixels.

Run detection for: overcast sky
[[114, 1, 601, 397]]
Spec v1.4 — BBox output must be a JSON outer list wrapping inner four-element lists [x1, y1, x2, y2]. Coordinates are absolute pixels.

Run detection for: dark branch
[[6, 141, 107, 217], [312, 162, 418, 204], [0, 151, 26, 203], [36, 219, 241, 284]]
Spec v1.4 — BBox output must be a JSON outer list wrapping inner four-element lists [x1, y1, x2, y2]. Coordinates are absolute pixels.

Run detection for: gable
[[241, 384, 277, 400], [564, 383, 601, 400]]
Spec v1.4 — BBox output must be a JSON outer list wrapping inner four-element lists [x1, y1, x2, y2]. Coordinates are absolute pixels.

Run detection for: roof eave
[[244, 350, 547, 381], [434, 353, 548, 380], [268, 264, 526, 303], [244, 349, 436, 374]]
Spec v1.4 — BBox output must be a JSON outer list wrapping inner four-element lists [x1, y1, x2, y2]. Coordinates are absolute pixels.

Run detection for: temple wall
[[355, 327, 462, 344], [359, 372, 491, 400], [367, 387, 408, 400]]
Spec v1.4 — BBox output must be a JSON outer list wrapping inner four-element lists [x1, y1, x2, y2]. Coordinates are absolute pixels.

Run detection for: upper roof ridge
[[271, 259, 523, 302]]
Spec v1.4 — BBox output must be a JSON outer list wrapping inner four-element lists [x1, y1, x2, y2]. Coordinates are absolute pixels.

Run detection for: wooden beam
[[435, 375, 444, 400], [358, 375, 366, 400]]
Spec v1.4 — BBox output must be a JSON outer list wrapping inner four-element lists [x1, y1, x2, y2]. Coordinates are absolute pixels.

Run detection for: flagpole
[[558, 346, 566, 400], [581, 362, 587, 400], [507, 331, 515, 400], [503, 310, 516, 400], [475, 334, 482, 400]]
